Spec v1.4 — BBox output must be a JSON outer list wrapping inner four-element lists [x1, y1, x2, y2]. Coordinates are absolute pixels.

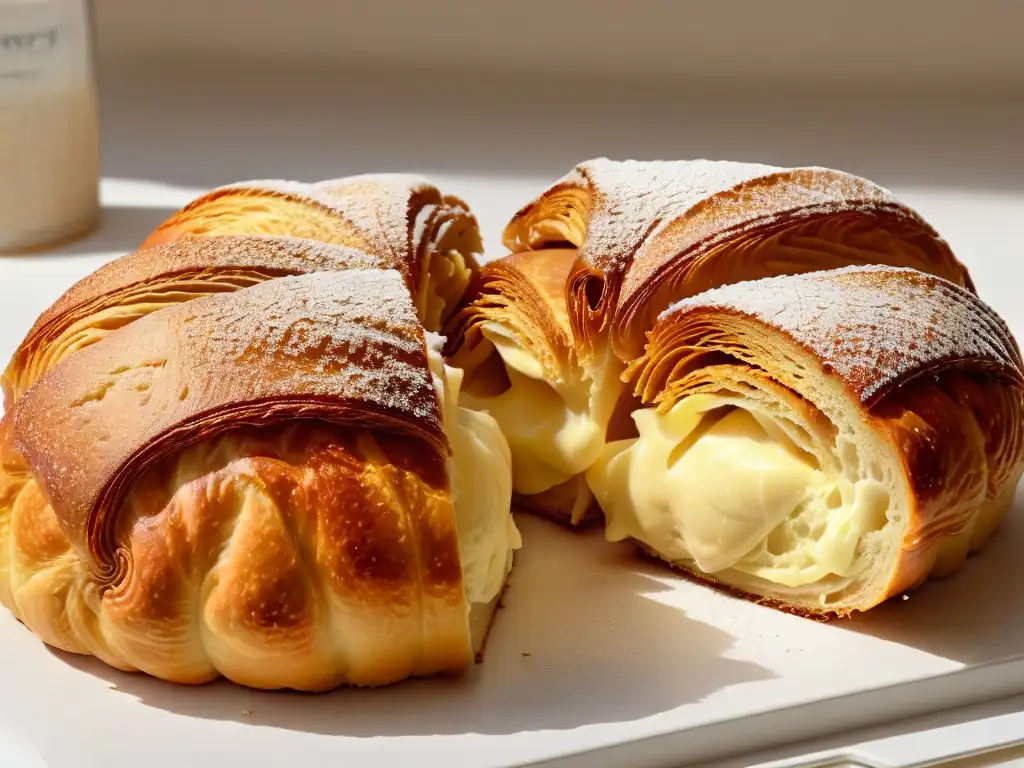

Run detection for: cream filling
[[427, 339, 521, 607], [459, 322, 615, 496], [588, 395, 889, 596]]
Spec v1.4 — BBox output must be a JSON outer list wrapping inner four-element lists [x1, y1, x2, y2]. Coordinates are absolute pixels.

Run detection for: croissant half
[[446, 159, 974, 525], [0, 176, 521, 690], [588, 266, 1024, 615], [2, 270, 520, 690]]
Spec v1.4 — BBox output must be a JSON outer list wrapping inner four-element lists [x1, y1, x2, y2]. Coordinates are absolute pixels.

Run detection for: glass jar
[[0, 0, 100, 253]]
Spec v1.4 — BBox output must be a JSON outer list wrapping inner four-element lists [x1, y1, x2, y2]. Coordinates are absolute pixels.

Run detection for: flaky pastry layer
[[2, 235, 386, 406], [445, 249, 612, 523], [502, 158, 973, 364], [449, 159, 979, 528], [588, 266, 1024, 615], [140, 175, 483, 332]]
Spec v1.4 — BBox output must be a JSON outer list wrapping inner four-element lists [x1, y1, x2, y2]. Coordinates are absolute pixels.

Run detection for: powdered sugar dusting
[[312, 175, 435, 269], [662, 265, 1022, 402], [26, 234, 385, 338], [208, 177, 429, 270], [577, 159, 783, 273], [515, 159, 911, 279], [201, 270, 437, 419], [11, 269, 446, 560], [18, 268, 441, 431], [162, 233, 383, 273], [191, 176, 479, 284], [213, 179, 368, 225]]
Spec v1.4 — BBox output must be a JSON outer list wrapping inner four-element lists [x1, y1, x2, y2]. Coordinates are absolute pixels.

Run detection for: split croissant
[[446, 158, 1024, 615], [0, 177, 520, 690], [4, 159, 1022, 692]]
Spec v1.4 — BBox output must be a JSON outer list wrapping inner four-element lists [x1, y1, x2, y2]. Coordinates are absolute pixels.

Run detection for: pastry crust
[[453, 159, 979, 527], [445, 249, 615, 525], [503, 158, 973, 362], [3, 271, 502, 689], [4, 175, 484, 407], [445, 248, 577, 385], [0, 178, 518, 690], [13, 271, 446, 570], [141, 175, 483, 331], [612, 266, 1024, 615], [3, 235, 385, 406]]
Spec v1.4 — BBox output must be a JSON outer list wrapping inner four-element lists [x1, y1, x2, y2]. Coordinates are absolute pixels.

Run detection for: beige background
[[93, 0, 1024, 94]]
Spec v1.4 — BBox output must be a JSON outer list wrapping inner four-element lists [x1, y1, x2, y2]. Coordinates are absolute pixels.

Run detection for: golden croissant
[[445, 158, 1023, 615], [0, 176, 520, 691], [4, 157, 1022, 696]]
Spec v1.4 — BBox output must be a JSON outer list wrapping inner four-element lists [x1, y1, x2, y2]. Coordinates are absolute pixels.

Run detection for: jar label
[[0, 0, 93, 88]]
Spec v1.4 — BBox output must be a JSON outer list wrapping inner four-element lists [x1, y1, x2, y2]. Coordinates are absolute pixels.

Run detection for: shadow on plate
[[841, 486, 1024, 665], [51, 514, 774, 737]]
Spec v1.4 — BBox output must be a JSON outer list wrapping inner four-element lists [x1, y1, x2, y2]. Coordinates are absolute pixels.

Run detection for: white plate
[[2, 176, 1024, 768]]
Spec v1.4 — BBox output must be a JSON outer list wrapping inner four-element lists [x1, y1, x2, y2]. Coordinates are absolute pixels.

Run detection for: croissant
[[4, 174, 482, 408], [139, 174, 483, 332], [445, 159, 974, 525], [589, 266, 1024, 615], [0, 179, 520, 690]]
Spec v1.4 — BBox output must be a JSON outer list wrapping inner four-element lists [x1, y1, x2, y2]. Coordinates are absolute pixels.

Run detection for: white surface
[[707, 693, 1024, 767], [1, 60, 1023, 767]]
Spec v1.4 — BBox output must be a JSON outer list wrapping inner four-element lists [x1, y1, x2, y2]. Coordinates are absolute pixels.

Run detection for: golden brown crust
[[5, 419, 472, 689], [29, 235, 380, 339], [3, 265, 484, 689], [141, 182, 371, 250], [111, 424, 468, 689], [11, 271, 446, 582], [444, 248, 576, 377], [2, 235, 387, 406], [614, 209, 972, 361], [652, 266, 1022, 405], [315, 173, 483, 279], [502, 159, 972, 363], [5, 175, 484, 409], [873, 372, 1024, 595], [139, 176, 483, 327], [628, 266, 1024, 615], [1, 178, 504, 690]]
